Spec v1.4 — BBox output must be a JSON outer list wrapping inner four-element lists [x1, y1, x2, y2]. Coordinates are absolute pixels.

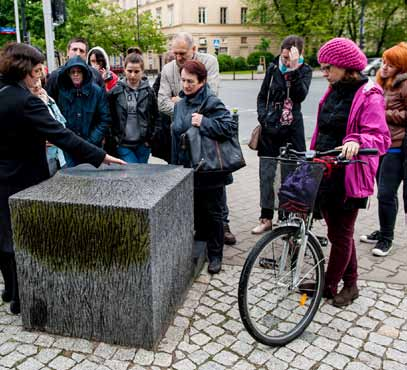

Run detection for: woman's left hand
[[191, 113, 203, 127], [289, 46, 300, 70], [336, 141, 360, 160]]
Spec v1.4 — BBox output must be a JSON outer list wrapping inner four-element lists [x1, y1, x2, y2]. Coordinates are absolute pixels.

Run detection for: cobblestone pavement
[[0, 146, 406, 369]]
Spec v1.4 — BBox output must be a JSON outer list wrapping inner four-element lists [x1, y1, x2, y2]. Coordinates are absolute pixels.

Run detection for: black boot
[[0, 252, 12, 303], [9, 255, 20, 314]]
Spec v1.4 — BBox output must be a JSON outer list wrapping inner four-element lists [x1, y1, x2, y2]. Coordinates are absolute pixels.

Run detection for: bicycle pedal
[[259, 257, 277, 269]]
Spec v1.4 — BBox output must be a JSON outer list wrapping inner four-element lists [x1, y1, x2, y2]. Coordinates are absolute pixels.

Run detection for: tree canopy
[[1, 0, 166, 55], [244, 0, 407, 57]]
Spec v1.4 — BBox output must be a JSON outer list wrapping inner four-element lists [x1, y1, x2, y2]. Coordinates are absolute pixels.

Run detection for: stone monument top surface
[[11, 163, 192, 209]]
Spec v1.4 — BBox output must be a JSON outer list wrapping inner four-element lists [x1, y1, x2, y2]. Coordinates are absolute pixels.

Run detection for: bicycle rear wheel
[[238, 225, 325, 346]]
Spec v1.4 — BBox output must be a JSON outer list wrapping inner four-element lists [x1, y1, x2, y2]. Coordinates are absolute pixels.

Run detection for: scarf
[[279, 55, 304, 74]]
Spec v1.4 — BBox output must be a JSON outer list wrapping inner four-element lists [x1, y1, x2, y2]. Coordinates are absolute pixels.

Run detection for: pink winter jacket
[[310, 79, 391, 199]]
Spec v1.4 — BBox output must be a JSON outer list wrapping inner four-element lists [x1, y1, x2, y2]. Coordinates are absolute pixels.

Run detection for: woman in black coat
[[171, 60, 238, 274], [252, 35, 312, 234], [0, 43, 125, 314]]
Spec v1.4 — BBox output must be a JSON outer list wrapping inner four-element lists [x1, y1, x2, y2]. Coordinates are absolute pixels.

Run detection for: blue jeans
[[377, 151, 405, 242], [117, 144, 151, 164]]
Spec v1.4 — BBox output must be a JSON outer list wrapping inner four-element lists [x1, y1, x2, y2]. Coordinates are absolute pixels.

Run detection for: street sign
[[0, 27, 16, 35], [213, 39, 220, 48]]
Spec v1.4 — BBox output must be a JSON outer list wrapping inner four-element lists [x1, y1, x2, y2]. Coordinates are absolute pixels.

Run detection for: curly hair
[[0, 42, 45, 81], [377, 42, 407, 89], [180, 60, 207, 82]]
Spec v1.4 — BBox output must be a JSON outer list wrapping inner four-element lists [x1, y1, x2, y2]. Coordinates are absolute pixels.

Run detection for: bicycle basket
[[268, 158, 326, 215]]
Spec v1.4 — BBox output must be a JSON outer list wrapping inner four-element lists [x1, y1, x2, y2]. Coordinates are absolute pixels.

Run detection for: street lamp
[[136, 0, 140, 45], [359, 0, 365, 50]]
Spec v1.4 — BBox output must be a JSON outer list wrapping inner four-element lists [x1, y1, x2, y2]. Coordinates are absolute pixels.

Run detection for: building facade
[[117, 0, 274, 70]]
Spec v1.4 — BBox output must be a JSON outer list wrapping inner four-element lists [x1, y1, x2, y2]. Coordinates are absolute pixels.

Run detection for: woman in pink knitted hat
[[309, 37, 391, 307]]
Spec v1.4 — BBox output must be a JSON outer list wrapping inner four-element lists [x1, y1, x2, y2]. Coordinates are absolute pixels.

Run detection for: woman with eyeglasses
[[253, 35, 312, 235], [360, 42, 407, 256], [309, 38, 390, 307]]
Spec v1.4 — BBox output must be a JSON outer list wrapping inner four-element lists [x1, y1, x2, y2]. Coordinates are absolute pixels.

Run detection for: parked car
[[363, 58, 382, 76]]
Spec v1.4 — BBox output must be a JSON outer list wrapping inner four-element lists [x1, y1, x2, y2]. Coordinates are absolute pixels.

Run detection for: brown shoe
[[251, 219, 272, 235], [332, 285, 359, 307], [224, 224, 236, 245]]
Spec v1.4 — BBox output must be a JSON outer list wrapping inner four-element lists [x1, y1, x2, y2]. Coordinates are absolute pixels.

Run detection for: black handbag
[[181, 126, 246, 173]]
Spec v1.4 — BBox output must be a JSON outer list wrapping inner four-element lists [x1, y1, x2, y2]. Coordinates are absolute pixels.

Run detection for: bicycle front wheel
[[238, 226, 325, 346]]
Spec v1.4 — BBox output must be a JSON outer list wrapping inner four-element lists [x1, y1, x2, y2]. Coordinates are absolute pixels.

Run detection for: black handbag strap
[[266, 65, 278, 110]]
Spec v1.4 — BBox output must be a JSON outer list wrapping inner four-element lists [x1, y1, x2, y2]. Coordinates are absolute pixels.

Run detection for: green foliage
[[1, 0, 166, 55], [255, 37, 271, 51], [244, 0, 407, 56], [233, 56, 249, 71], [247, 51, 274, 68], [217, 54, 234, 72]]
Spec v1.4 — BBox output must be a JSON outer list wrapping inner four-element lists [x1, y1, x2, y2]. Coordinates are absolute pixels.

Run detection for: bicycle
[[238, 144, 378, 346]]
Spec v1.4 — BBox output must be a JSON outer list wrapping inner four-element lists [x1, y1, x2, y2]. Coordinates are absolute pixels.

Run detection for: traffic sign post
[[213, 39, 220, 55]]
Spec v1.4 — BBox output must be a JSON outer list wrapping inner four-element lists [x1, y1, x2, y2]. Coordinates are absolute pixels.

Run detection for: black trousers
[[377, 151, 405, 242], [194, 187, 224, 261]]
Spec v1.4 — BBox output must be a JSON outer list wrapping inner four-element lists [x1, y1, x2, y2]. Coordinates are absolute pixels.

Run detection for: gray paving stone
[[71, 360, 99, 370], [34, 335, 55, 348], [230, 340, 253, 356], [17, 344, 38, 356], [337, 343, 359, 358], [17, 358, 43, 370], [323, 352, 351, 369], [264, 356, 288, 370], [347, 327, 370, 340], [364, 341, 386, 357], [188, 350, 210, 365], [393, 339, 407, 353], [247, 348, 272, 365], [274, 347, 296, 362], [177, 341, 200, 354], [198, 361, 225, 370], [386, 348, 407, 364], [202, 325, 225, 338], [172, 358, 197, 370], [383, 317, 405, 328], [133, 349, 154, 366], [71, 353, 86, 363], [319, 326, 342, 340], [234, 359, 256, 370], [286, 339, 310, 353], [356, 317, 379, 330], [382, 360, 406, 370], [341, 335, 363, 349], [313, 336, 337, 352], [112, 348, 135, 361], [190, 333, 211, 346], [344, 362, 374, 370], [0, 341, 18, 355], [330, 318, 353, 332], [152, 352, 173, 367], [93, 343, 117, 360], [291, 354, 316, 370], [202, 342, 225, 355], [108, 359, 132, 370], [368, 308, 388, 321], [369, 332, 393, 346], [213, 350, 239, 366], [35, 348, 61, 364], [357, 352, 382, 369], [303, 344, 327, 361], [216, 333, 237, 347], [48, 356, 76, 370]]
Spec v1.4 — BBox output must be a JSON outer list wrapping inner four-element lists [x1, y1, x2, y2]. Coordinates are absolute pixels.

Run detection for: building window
[[219, 47, 228, 54], [198, 7, 207, 24], [167, 4, 174, 26], [241, 7, 247, 24], [220, 7, 227, 24], [241, 37, 247, 44], [156, 7, 162, 26], [198, 47, 207, 53]]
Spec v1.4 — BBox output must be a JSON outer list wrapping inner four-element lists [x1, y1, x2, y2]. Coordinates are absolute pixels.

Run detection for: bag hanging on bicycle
[[181, 126, 246, 173]]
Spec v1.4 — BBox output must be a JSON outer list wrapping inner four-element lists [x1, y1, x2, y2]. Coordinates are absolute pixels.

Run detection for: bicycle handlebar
[[279, 145, 378, 160]]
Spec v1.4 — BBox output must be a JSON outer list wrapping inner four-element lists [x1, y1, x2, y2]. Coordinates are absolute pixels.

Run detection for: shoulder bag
[[248, 66, 276, 150]]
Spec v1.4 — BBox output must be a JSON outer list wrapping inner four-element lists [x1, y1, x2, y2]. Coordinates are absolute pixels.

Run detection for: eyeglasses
[[320, 65, 332, 73]]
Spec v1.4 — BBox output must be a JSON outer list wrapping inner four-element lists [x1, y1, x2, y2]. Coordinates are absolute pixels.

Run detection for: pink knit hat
[[318, 38, 367, 71]]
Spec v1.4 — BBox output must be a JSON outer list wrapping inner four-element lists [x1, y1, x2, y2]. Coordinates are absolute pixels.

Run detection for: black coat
[[172, 84, 237, 189], [0, 77, 106, 253], [257, 60, 312, 157], [108, 79, 158, 146]]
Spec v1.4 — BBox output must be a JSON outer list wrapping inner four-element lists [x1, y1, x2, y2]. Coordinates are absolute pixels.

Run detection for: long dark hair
[[0, 42, 45, 81]]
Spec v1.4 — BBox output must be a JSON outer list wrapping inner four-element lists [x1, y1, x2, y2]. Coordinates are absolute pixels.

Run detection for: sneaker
[[372, 239, 393, 257], [251, 219, 272, 235], [360, 230, 380, 244], [224, 224, 237, 245]]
